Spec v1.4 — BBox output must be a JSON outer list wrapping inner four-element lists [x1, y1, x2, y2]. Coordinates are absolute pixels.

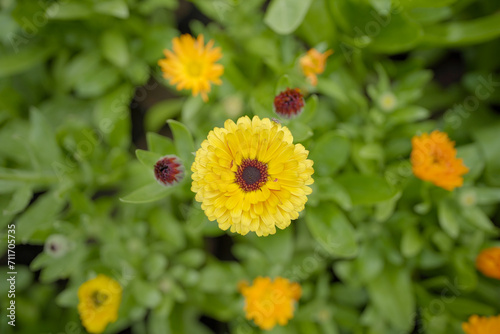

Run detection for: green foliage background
[[1, 0, 500, 333]]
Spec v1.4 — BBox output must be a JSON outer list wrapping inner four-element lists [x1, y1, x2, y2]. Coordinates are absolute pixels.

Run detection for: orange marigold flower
[[476, 247, 500, 280], [158, 34, 223, 102], [410, 130, 468, 191], [462, 314, 500, 334], [78, 274, 122, 334], [239, 277, 301, 330], [299, 48, 333, 86]]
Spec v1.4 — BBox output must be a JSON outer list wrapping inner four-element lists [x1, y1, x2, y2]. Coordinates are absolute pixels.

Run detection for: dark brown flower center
[[273, 88, 305, 118], [235, 159, 268, 192], [91, 291, 108, 307], [154, 156, 184, 186]]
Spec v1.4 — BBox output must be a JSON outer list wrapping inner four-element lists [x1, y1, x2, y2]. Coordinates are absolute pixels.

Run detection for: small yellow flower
[[239, 277, 301, 330], [410, 130, 468, 191], [191, 116, 314, 236], [462, 314, 500, 333], [476, 247, 500, 280], [158, 34, 223, 102], [379, 91, 397, 112], [299, 48, 333, 86], [78, 274, 122, 334]]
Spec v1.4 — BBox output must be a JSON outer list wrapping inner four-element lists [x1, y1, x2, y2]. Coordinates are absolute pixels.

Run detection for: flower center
[[91, 290, 108, 308], [187, 61, 203, 77], [235, 159, 268, 192]]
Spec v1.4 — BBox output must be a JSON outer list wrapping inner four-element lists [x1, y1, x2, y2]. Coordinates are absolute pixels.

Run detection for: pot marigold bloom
[[158, 34, 223, 102], [154, 155, 185, 186], [78, 274, 122, 334], [462, 314, 500, 334], [299, 48, 333, 86], [410, 130, 468, 191], [274, 88, 305, 119], [191, 116, 314, 236], [239, 277, 301, 330], [476, 247, 500, 280]]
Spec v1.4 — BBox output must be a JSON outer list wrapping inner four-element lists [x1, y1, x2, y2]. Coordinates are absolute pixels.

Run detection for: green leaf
[[422, 13, 500, 47], [297, 94, 318, 124], [310, 132, 350, 176], [0, 45, 54, 78], [246, 227, 293, 264], [305, 204, 358, 257], [401, 225, 423, 258], [46, 2, 93, 19], [120, 182, 174, 204], [336, 173, 396, 205], [145, 99, 184, 132], [167, 120, 195, 164], [100, 30, 129, 68], [264, 0, 313, 35], [132, 280, 162, 308], [456, 144, 484, 181], [136, 149, 163, 169], [462, 206, 497, 234], [147, 132, 176, 156], [367, 266, 415, 332], [370, 13, 423, 54], [275, 74, 292, 95], [387, 106, 430, 127], [437, 199, 459, 239], [288, 122, 313, 142], [473, 123, 500, 186], [94, 0, 129, 18], [16, 191, 65, 243], [29, 108, 61, 170], [3, 186, 32, 216]]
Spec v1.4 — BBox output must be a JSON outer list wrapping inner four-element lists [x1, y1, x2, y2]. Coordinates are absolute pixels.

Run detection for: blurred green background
[[1, 0, 500, 333]]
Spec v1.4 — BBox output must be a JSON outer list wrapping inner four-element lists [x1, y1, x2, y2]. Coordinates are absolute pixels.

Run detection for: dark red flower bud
[[273, 88, 305, 119], [154, 155, 184, 186]]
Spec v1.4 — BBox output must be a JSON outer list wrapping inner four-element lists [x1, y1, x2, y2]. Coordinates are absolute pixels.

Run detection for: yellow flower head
[[158, 34, 223, 102], [462, 314, 500, 334], [78, 274, 122, 334], [410, 130, 468, 191], [299, 48, 333, 86], [239, 277, 301, 330], [476, 247, 500, 280], [191, 116, 314, 236]]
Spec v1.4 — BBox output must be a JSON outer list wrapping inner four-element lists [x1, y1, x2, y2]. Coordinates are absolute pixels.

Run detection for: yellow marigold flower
[[410, 130, 468, 191], [476, 247, 500, 280], [191, 116, 314, 236], [462, 314, 500, 334], [299, 48, 333, 86], [78, 274, 122, 334], [239, 277, 301, 330], [158, 34, 223, 102]]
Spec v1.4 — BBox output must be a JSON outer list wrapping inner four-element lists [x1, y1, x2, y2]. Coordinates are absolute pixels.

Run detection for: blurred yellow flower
[[476, 247, 500, 280], [158, 34, 223, 102], [191, 116, 314, 236], [78, 274, 122, 334], [239, 277, 301, 330], [410, 130, 468, 191], [299, 48, 333, 86], [462, 314, 500, 334]]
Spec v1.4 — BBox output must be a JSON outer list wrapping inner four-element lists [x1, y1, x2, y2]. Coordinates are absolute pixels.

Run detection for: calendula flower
[[476, 247, 500, 280], [274, 88, 305, 119], [191, 116, 314, 236], [410, 130, 468, 191], [378, 91, 397, 112], [239, 277, 301, 330], [299, 48, 333, 86], [78, 274, 122, 334], [154, 155, 184, 187], [158, 34, 223, 102], [462, 314, 500, 334]]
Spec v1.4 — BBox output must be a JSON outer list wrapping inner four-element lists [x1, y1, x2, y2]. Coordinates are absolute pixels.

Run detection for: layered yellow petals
[[158, 34, 223, 102], [77, 274, 122, 334], [239, 277, 301, 330], [476, 247, 500, 280], [191, 116, 314, 236], [462, 314, 500, 334], [411, 130, 468, 191]]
